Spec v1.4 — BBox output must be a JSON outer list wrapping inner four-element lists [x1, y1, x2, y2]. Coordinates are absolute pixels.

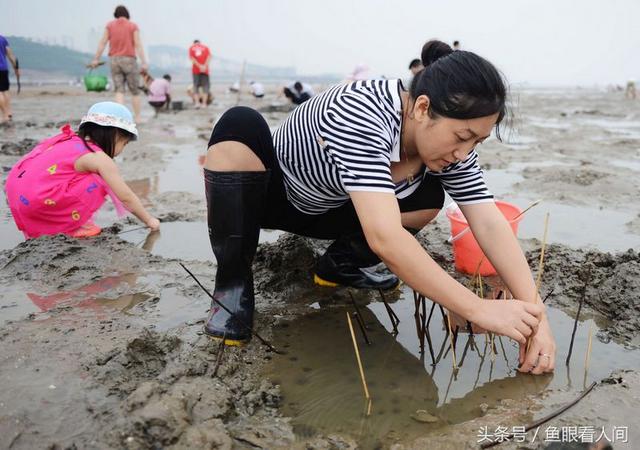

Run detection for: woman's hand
[[146, 217, 160, 231], [518, 317, 556, 374], [471, 299, 543, 345]]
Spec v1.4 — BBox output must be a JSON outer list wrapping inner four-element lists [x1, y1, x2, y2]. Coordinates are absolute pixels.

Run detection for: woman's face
[[410, 95, 499, 172]]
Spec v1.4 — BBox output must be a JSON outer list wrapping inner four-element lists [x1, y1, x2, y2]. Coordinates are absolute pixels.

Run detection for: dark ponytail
[[420, 40, 453, 67], [410, 39, 508, 140]]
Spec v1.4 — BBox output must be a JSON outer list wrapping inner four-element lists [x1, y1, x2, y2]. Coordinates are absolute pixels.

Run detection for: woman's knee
[[205, 106, 271, 172], [401, 208, 441, 230], [205, 141, 265, 171]]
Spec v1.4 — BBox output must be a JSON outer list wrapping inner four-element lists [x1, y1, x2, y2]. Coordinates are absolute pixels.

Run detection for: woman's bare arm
[[350, 191, 544, 345], [461, 201, 556, 373]]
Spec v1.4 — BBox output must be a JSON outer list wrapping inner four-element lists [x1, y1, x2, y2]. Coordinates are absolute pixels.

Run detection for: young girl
[[5, 101, 159, 238]]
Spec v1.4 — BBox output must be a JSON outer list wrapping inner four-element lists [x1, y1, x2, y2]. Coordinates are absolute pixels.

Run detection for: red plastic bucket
[[446, 201, 523, 276]]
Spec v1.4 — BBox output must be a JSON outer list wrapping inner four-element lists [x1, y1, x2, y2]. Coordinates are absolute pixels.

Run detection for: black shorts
[[207, 106, 444, 239], [149, 100, 167, 108], [0, 71, 9, 92]]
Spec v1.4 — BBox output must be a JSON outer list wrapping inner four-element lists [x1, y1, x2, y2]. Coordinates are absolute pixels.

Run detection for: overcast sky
[[2, 0, 639, 86]]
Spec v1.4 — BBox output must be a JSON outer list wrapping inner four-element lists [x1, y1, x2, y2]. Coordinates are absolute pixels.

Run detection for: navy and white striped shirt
[[272, 79, 493, 215]]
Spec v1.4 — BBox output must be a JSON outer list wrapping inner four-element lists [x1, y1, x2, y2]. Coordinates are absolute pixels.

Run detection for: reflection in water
[[20, 230, 207, 330], [266, 306, 439, 447], [265, 304, 551, 448], [25, 231, 161, 314], [264, 286, 640, 448], [127, 176, 158, 203]]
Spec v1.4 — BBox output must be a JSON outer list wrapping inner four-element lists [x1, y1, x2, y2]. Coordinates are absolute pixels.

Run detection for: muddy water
[[263, 286, 640, 448]]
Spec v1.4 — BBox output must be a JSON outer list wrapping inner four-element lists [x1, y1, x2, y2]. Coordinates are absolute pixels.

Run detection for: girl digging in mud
[[202, 40, 556, 375], [5, 101, 160, 238]]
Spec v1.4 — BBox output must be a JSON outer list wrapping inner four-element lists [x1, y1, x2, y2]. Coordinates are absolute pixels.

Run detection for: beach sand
[[1, 84, 639, 449]]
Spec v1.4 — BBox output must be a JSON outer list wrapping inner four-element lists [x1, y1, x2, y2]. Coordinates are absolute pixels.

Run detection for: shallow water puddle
[[0, 195, 25, 252], [262, 286, 640, 448], [3, 271, 209, 330], [119, 221, 283, 261], [153, 142, 206, 196]]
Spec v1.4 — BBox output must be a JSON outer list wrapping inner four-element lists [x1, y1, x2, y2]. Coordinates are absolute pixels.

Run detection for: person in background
[[249, 81, 264, 98], [0, 34, 19, 123], [453, 40, 461, 50], [229, 81, 240, 93], [408, 58, 423, 76], [283, 81, 314, 105], [347, 63, 371, 81], [625, 80, 636, 100], [189, 39, 212, 109], [148, 74, 172, 116], [5, 102, 159, 239], [91, 5, 148, 123]]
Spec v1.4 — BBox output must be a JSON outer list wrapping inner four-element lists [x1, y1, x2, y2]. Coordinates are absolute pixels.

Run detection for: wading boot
[[313, 232, 401, 290], [204, 169, 269, 346]]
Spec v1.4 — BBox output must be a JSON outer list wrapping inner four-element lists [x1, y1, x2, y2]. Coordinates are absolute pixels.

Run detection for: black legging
[[207, 106, 445, 240]]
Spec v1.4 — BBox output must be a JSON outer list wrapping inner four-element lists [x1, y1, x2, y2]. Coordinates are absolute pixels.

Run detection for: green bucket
[[84, 71, 108, 92]]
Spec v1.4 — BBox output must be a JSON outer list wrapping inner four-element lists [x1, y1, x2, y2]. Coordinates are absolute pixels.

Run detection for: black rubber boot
[[313, 232, 401, 290], [204, 169, 269, 345]]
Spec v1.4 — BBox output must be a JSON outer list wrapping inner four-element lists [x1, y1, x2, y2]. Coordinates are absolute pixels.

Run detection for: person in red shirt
[[91, 5, 148, 122], [188, 40, 211, 108]]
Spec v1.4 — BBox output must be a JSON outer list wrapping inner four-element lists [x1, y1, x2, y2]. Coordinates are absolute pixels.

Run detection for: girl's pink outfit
[[5, 125, 127, 238]]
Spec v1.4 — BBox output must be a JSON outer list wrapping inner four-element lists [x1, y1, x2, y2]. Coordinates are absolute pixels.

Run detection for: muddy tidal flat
[[1, 85, 639, 449]]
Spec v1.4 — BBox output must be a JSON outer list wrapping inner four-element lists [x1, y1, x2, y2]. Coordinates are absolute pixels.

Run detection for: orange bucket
[[446, 201, 523, 276]]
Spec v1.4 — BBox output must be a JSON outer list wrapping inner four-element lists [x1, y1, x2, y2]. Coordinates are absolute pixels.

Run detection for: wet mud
[[1, 86, 640, 449]]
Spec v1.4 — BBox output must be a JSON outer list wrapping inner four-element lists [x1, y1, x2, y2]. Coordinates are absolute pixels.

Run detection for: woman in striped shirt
[[202, 41, 555, 375]]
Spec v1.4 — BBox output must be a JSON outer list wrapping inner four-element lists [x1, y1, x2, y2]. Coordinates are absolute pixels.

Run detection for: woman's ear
[[413, 94, 431, 122]]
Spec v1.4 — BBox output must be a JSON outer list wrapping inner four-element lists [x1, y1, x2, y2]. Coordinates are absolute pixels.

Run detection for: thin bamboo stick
[[481, 382, 597, 449], [180, 263, 283, 354], [542, 287, 555, 304], [584, 322, 593, 375], [413, 293, 424, 352], [446, 309, 458, 370], [566, 268, 591, 365], [378, 289, 399, 333], [352, 312, 371, 345], [535, 213, 550, 292], [527, 213, 550, 353], [346, 312, 371, 407], [349, 292, 371, 345]]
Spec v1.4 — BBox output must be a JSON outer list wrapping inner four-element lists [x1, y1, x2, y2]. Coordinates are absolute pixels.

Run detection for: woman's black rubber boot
[[313, 232, 401, 290], [204, 169, 269, 346]]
